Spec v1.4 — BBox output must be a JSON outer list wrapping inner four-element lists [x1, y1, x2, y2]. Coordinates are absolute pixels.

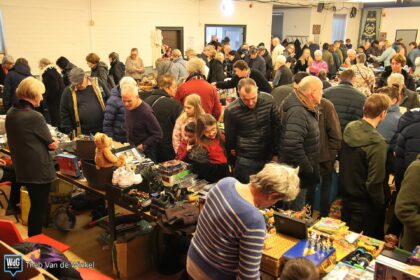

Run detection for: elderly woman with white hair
[[350, 53, 375, 96], [187, 163, 300, 280], [6, 77, 59, 236], [273, 55, 293, 88], [388, 73, 420, 110], [0, 54, 14, 85], [308, 50, 328, 76]]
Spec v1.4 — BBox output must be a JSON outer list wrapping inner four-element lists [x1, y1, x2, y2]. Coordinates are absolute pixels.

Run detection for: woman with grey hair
[[388, 72, 420, 110], [39, 58, 65, 127], [273, 55, 293, 88], [0, 54, 14, 85], [350, 53, 375, 96], [187, 162, 300, 280]]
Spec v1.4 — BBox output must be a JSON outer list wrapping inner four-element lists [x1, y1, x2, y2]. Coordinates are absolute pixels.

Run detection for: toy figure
[[94, 133, 125, 169]]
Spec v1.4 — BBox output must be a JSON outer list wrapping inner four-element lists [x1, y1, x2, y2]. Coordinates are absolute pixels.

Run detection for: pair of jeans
[[233, 157, 266, 184], [26, 183, 51, 237]]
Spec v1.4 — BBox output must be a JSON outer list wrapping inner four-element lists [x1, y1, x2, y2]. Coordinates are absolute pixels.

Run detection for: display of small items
[[262, 209, 276, 234], [342, 247, 374, 270], [120, 189, 151, 211], [305, 230, 335, 256]]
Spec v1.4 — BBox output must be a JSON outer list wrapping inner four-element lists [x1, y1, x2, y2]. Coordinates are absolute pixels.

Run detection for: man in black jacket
[[215, 60, 272, 93], [224, 78, 279, 183], [248, 46, 266, 76], [323, 69, 367, 133], [278, 76, 322, 211]]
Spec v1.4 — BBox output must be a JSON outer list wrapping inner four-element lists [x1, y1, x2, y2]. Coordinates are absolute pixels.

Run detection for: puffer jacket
[[103, 85, 126, 143], [323, 81, 367, 132], [278, 92, 320, 188], [400, 87, 420, 110], [3, 64, 32, 111], [394, 108, 420, 187], [224, 92, 279, 164]]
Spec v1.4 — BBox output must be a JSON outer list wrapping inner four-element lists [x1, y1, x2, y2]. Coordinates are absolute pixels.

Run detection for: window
[[331, 14, 347, 42], [205, 25, 246, 50], [0, 11, 5, 53]]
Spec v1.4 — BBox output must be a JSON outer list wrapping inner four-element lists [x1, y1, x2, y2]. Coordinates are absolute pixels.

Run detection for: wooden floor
[[0, 185, 182, 280]]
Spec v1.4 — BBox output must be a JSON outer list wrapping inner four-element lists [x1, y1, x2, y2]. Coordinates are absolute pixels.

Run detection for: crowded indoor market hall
[[1, 0, 420, 279]]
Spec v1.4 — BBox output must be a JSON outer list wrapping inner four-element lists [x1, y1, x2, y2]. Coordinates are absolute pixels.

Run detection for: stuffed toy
[[94, 133, 125, 169]]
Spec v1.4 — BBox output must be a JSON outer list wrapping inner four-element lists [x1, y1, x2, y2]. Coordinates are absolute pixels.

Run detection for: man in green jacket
[[339, 94, 390, 240], [395, 156, 420, 251]]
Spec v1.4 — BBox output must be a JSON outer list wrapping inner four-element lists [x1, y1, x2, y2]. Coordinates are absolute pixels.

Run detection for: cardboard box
[[112, 233, 154, 279], [375, 255, 420, 280]]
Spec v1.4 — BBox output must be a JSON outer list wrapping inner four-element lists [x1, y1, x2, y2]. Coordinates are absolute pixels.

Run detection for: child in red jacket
[[176, 122, 196, 161], [189, 114, 228, 182]]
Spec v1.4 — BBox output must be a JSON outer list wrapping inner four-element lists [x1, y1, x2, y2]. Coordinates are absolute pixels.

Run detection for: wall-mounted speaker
[[317, 3, 324, 13], [350, 7, 357, 18]]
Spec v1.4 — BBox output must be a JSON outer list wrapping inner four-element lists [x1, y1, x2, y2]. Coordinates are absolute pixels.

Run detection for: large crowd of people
[[1, 34, 420, 279]]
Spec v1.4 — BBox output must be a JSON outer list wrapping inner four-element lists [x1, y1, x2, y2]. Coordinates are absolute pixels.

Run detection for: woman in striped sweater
[[187, 163, 300, 280]]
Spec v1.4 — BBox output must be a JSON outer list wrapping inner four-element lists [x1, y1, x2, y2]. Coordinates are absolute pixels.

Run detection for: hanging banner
[[361, 11, 377, 40], [358, 8, 382, 45]]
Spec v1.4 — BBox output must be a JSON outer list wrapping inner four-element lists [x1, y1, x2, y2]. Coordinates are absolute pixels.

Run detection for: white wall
[[310, 4, 361, 47], [280, 8, 312, 38], [0, 0, 272, 74], [380, 7, 420, 42]]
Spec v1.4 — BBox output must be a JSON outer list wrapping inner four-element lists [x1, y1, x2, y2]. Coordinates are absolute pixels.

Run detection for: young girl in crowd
[[189, 114, 228, 182], [172, 93, 205, 153], [176, 122, 196, 161]]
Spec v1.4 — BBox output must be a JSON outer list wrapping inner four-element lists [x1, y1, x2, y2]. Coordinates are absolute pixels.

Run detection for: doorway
[[272, 10, 284, 40], [331, 14, 347, 42], [156, 27, 184, 54]]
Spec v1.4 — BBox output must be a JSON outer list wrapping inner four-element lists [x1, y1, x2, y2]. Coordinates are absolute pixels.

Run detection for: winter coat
[[309, 60, 328, 75], [278, 92, 320, 188], [249, 55, 266, 76], [109, 60, 125, 86], [90, 61, 113, 90], [322, 50, 334, 75], [378, 67, 416, 91], [271, 84, 294, 108], [323, 81, 367, 133], [144, 89, 183, 162], [175, 77, 222, 120], [0, 65, 7, 85], [332, 52, 340, 76], [272, 65, 293, 88], [407, 48, 420, 69], [376, 104, 401, 150], [395, 156, 420, 251], [170, 57, 188, 82], [224, 92, 279, 164], [207, 59, 225, 83], [319, 98, 341, 164], [216, 69, 272, 93], [60, 62, 76, 87], [351, 64, 376, 96], [103, 86, 126, 143], [339, 119, 387, 210], [400, 87, 420, 110], [394, 108, 420, 186], [293, 59, 309, 74], [3, 64, 32, 111], [261, 50, 273, 81], [5, 100, 56, 184], [41, 65, 65, 128]]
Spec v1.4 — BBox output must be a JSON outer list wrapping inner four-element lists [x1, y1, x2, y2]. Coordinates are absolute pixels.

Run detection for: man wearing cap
[[0, 55, 14, 85], [60, 67, 110, 136]]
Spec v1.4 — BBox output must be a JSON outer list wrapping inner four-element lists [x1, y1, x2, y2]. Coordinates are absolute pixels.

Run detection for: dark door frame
[[156, 26, 184, 54], [204, 24, 247, 46]]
